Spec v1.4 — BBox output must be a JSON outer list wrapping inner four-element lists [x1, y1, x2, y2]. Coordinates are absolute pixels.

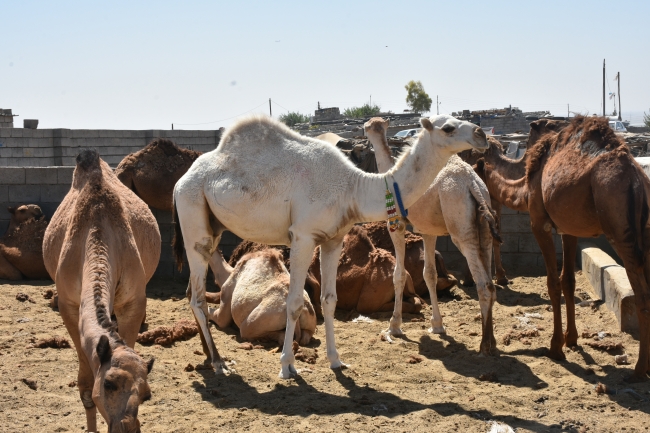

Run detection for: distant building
[[0, 109, 16, 128]]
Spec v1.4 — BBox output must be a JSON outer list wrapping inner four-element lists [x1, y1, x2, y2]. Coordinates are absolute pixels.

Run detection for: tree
[[343, 103, 381, 119], [405, 80, 432, 114], [644, 110, 650, 128], [279, 111, 310, 127]]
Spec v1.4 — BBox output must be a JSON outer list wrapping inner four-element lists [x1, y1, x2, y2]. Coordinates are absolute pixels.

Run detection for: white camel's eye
[[441, 124, 455, 134]]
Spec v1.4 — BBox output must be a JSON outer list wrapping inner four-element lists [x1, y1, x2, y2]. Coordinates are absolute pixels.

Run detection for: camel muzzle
[[473, 128, 489, 151]]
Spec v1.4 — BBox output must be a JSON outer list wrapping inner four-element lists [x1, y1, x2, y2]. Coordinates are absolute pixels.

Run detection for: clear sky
[[2, 0, 649, 130]]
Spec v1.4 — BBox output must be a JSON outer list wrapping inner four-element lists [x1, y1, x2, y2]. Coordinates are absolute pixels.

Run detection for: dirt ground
[[1, 272, 649, 433]]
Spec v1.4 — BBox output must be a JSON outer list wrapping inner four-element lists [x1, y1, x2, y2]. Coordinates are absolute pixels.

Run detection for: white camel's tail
[[469, 180, 502, 244]]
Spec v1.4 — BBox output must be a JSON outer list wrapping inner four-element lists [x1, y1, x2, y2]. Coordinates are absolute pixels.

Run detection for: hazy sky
[[3, 0, 649, 129]]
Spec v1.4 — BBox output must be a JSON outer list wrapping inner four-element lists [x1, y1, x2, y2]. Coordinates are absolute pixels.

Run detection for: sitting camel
[[207, 248, 317, 345], [365, 117, 501, 356], [0, 205, 49, 279], [309, 225, 421, 314], [478, 116, 650, 381], [362, 221, 458, 293], [43, 150, 160, 432], [173, 114, 488, 378]]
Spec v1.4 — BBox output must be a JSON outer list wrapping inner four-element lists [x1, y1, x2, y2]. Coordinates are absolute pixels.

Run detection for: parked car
[[609, 120, 628, 133], [394, 128, 421, 139]]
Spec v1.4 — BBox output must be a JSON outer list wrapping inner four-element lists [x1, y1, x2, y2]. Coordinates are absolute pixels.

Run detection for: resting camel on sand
[[309, 225, 421, 314], [207, 248, 317, 345], [173, 114, 488, 378], [478, 116, 650, 381], [365, 118, 500, 355], [362, 221, 458, 293], [43, 150, 161, 432], [0, 205, 49, 280]]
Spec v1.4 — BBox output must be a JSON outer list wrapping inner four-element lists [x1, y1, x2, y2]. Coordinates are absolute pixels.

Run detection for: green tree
[[279, 111, 310, 127], [405, 80, 432, 114], [343, 103, 381, 119], [644, 109, 650, 128]]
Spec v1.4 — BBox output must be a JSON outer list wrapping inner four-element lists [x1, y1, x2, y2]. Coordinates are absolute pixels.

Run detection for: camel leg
[[279, 235, 316, 378], [386, 226, 407, 336], [319, 238, 348, 370], [492, 201, 510, 285], [422, 234, 445, 333], [58, 300, 97, 432], [560, 235, 578, 348], [0, 253, 23, 280], [531, 219, 564, 360]]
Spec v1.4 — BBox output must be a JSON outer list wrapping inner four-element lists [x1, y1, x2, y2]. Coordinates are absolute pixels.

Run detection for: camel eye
[[104, 380, 117, 391], [441, 124, 455, 134]]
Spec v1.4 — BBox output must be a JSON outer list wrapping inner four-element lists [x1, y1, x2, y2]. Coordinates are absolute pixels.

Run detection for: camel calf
[[208, 248, 317, 345], [43, 150, 160, 433]]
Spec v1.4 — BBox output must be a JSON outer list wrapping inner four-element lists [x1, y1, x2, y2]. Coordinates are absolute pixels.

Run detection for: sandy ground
[[1, 272, 649, 433]]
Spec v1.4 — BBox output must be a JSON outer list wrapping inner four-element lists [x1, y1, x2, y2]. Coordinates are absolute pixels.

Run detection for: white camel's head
[[418, 114, 488, 154]]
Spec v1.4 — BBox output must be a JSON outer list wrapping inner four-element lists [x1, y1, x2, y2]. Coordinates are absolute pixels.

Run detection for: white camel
[[172, 114, 488, 378], [207, 248, 317, 345], [364, 117, 500, 355]]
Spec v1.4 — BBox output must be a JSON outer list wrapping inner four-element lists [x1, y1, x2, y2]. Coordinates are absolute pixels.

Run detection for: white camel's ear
[[420, 118, 433, 131]]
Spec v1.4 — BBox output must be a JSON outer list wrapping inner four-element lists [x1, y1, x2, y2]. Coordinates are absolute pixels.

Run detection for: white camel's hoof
[[428, 326, 446, 334], [213, 361, 231, 375], [329, 359, 349, 370], [278, 363, 298, 379], [383, 327, 404, 337]]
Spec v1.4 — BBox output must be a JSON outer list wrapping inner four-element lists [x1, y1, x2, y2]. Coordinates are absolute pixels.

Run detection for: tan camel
[[115, 138, 202, 211], [173, 114, 488, 378], [207, 248, 317, 345], [309, 225, 421, 314], [43, 150, 161, 432], [362, 221, 458, 293], [478, 116, 650, 381], [0, 205, 49, 280], [365, 117, 500, 355]]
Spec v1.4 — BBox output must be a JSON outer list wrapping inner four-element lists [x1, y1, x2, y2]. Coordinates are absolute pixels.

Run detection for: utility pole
[[437, 95, 439, 115], [567, 104, 569, 119], [617, 72, 622, 121], [602, 59, 606, 117], [269, 98, 272, 117], [370, 95, 371, 106], [172, 123, 174, 130]]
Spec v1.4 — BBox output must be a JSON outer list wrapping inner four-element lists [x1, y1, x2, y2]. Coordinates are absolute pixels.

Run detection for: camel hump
[[76, 149, 100, 171], [149, 138, 182, 156]]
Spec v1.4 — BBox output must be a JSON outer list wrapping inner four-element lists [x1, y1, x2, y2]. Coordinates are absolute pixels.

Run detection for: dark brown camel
[[0, 205, 49, 280], [115, 138, 204, 211], [478, 116, 650, 381]]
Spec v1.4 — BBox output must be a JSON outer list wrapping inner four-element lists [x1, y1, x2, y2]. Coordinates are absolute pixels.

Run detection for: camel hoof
[[428, 326, 446, 334], [330, 359, 349, 370], [547, 348, 566, 361], [495, 277, 510, 286], [383, 327, 404, 337], [279, 363, 298, 379], [213, 361, 231, 375]]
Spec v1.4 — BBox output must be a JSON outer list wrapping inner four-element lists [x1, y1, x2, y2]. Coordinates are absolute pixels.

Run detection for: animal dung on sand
[[137, 319, 199, 346]]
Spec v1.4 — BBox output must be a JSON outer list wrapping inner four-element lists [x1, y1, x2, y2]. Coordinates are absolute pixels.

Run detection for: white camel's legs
[[279, 235, 315, 379], [320, 238, 348, 369], [385, 226, 407, 336], [422, 234, 445, 333]]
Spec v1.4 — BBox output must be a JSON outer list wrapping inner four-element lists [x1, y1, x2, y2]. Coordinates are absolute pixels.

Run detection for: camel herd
[[5, 114, 650, 432]]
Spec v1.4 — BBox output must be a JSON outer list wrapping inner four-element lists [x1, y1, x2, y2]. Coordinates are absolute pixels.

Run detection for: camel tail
[[469, 180, 503, 244], [172, 196, 185, 272]]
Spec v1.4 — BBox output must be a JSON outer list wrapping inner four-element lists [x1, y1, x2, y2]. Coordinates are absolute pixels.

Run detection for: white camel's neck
[[352, 133, 451, 222]]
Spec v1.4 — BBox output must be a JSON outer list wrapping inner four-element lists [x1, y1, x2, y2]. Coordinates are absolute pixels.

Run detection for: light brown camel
[[362, 221, 458, 293], [479, 116, 650, 381], [115, 138, 203, 211], [0, 205, 49, 280], [43, 150, 161, 432], [309, 225, 422, 314], [207, 248, 317, 345]]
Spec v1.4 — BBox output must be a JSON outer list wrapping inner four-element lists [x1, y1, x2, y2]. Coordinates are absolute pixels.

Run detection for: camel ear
[[146, 358, 155, 374], [96, 335, 112, 365], [420, 118, 433, 131], [7, 206, 15, 214]]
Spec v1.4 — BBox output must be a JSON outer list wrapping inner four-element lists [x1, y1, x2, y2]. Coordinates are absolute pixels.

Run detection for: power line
[[174, 102, 267, 126]]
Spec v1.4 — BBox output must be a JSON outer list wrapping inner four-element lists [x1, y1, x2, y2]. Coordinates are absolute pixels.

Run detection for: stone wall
[[479, 116, 531, 135], [0, 128, 222, 167]]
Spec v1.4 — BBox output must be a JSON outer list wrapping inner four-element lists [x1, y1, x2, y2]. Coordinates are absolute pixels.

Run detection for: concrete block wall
[[0, 128, 222, 167], [480, 116, 531, 135]]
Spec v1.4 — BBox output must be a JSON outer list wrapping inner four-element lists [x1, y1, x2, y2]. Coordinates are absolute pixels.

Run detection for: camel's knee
[[321, 291, 337, 317], [287, 294, 304, 322]]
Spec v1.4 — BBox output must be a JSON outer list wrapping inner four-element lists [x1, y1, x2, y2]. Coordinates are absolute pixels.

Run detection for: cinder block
[[10, 129, 23, 138], [519, 234, 542, 253], [501, 214, 531, 233], [0, 128, 10, 138], [155, 210, 173, 224], [581, 245, 619, 301], [0, 185, 7, 202], [9, 184, 41, 202], [41, 184, 70, 202], [603, 266, 639, 335], [57, 167, 74, 184], [498, 233, 519, 253], [0, 167, 26, 184], [26, 167, 58, 184]]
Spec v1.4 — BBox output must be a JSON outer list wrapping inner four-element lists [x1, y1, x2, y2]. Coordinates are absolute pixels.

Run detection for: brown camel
[[115, 138, 203, 211], [361, 221, 458, 293], [0, 205, 49, 280], [207, 248, 317, 345], [43, 150, 161, 432], [309, 225, 422, 314], [478, 116, 650, 381]]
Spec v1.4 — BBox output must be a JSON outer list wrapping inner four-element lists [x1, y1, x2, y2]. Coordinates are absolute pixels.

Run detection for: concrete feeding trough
[[23, 119, 38, 129]]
